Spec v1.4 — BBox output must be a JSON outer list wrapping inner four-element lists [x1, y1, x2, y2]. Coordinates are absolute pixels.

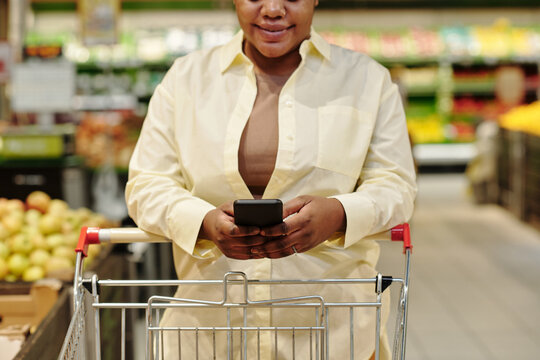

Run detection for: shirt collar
[[219, 30, 248, 73], [219, 28, 331, 74], [300, 28, 331, 61]]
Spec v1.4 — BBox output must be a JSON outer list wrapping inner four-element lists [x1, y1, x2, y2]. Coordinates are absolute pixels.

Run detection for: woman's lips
[[254, 24, 294, 40]]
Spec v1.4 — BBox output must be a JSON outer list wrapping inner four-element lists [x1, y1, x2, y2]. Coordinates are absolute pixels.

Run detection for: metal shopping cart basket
[[58, 224, 412, 360]]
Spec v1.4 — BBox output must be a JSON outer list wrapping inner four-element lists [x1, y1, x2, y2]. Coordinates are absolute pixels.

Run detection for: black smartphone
[[233, 199, 283, 227]]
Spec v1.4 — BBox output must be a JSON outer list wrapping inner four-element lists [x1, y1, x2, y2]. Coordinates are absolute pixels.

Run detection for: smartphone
[[234, 199, 283, 227]]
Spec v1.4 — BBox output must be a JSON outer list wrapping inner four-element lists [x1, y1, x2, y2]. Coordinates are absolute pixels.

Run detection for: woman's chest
[[173, 76, 377, 198]]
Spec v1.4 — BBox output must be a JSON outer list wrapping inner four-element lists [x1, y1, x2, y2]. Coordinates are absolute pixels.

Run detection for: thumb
[[220, 201, 235, 216], [282, 196, 310, 218]]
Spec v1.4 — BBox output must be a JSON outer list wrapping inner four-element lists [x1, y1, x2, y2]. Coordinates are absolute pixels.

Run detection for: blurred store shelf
[[413, 143, 477, 166], [73, 94, 138, 111]]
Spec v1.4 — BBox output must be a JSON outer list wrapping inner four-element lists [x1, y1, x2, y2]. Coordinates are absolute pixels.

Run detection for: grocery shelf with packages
[[19, 14, 540, 167]]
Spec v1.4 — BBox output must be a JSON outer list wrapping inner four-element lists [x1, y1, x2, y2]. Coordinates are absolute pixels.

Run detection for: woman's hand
[[253, 195, 347, 258], [199, 201, 265, 260]]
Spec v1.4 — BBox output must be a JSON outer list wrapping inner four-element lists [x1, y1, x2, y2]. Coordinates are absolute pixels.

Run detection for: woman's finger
[[259, 221, 289, 237], [261, 211, 305, 237], [228, 235, 267, 248], [253, 231, 303, 255], [221, 240, 265, 259], [228, 224, 260, 237], [282, 196, 308, 218], [262, 241, 300, 259], [220, 201, 235, 216]]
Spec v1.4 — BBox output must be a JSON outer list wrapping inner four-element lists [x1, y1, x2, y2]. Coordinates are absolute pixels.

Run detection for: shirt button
[[285, 100, 293, 107]]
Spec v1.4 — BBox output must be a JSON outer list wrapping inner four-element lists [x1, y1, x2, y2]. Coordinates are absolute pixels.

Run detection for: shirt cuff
[[167, 198, 216, 256], [329, 193, 376, 248]]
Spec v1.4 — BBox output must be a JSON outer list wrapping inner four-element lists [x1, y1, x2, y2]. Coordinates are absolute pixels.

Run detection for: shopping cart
[[58, 224, 412, 360]]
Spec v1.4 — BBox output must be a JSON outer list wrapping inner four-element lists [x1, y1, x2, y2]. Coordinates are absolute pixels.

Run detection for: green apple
[[6, 199, 26, 213], [2, 214, 24, 235], [61, 220, 76, 235], [29, 231, 48, 250], [39, 214, 63, 235], [22, 265, 45, 282], [8, 253, 30, 277], [45, 233, 66, 250], [66, 209, 82, 229], [45, 256, 73, 275], [9, 233, 34, 255], [74, 207, 92, 223], [47, 199, 69, 217], [0, 223, 9, 240], [24, 209, 42, 226], [5, 274, 17, 282], [30, 249, 51, 267], [0, 242, 9, 259], [53, 246, 76, 264], [63, 232, 79, 249]]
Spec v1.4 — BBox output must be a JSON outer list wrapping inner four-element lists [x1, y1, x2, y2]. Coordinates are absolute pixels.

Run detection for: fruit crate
[[524, 132, 540, 229], [11, 287, 71, 360], [0, 244, 134, 360], [496, 129, 526, 219], [496, 128, 511, 205], [496, 129, 540, 229], [0, 279, 66, 360]]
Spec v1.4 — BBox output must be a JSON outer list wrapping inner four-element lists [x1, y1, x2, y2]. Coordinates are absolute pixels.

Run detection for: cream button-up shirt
[[126, 29, 416, 360]]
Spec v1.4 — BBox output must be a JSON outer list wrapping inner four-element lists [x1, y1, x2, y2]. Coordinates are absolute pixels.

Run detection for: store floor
[[134, 172, 540, 359], [378, 173, 540, 359]]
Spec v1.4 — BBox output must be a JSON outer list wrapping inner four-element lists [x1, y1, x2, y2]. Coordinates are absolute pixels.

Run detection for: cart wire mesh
[[58, 286, 95, 360], [58, 224, 412, 360]]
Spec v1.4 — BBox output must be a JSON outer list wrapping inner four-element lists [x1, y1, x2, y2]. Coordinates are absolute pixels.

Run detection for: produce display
[[499, 101, 540, 136], [23, 21, 540, 67], [25, 25, 237, 66], [19, 20, 540, 154], [75, 111, 142, 169], [0, 191, 115, 282], [320, 27, 444, 61]]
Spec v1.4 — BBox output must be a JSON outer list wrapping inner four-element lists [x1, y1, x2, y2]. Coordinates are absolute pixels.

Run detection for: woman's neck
[[244, 42, 301, 77]]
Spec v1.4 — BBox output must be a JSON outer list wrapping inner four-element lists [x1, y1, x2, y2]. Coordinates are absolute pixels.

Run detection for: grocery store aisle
[[378, 173, 540, 360], [133, 172, 540, 360]]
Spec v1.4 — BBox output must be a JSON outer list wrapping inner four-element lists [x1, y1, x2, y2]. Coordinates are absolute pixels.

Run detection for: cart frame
[[59, 224, 412, 360]]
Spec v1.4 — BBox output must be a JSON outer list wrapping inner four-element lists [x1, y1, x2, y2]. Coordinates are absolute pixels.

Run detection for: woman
[[126, 0, 416, 358]]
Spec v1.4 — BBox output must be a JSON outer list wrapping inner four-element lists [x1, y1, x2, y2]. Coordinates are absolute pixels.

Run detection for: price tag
[[11, 61, 75, 113]]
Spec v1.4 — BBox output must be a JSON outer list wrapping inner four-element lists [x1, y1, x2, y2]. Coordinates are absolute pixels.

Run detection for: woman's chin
[[257, 44, 300, 61]]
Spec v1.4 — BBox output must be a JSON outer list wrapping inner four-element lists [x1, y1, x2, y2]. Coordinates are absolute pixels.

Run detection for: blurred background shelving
[[0, 2, 538, 224], [1, 0, 540, 216], [1, 2, 540, 359]]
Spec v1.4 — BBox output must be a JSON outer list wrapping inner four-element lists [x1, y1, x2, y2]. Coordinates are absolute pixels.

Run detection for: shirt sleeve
[[331, 70, 417, 248], [125, 65, 216, 257]]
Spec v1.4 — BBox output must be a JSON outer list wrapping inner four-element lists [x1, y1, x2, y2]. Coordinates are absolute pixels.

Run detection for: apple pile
[[0, 191, 115, 282]]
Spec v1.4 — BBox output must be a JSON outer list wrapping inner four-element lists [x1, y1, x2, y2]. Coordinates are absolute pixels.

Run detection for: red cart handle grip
[[75, 224, 411, 256], [75, 226, 169, 257], [75, 226, 101, 257], [391, 223, 412, 254]]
